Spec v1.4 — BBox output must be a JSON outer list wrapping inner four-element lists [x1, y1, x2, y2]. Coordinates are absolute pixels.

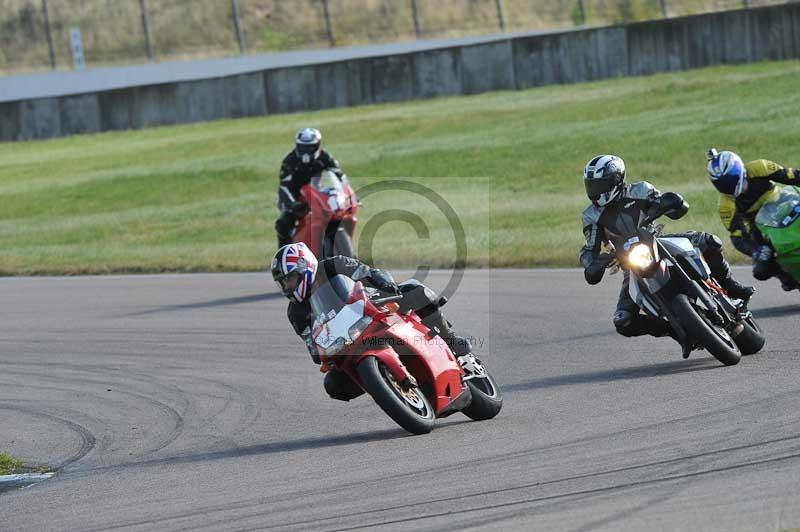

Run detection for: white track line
[[0, 472, 55, 485]]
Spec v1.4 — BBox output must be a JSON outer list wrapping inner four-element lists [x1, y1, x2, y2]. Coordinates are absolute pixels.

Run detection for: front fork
[[348, 349, 417, 390]]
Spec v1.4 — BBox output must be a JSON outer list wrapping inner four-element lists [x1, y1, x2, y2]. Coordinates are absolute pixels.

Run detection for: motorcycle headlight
[[319, 315, 373, 358], [321, 338, 347, 358], [628, 243, 655, 270], [347, 315, 373, 343]]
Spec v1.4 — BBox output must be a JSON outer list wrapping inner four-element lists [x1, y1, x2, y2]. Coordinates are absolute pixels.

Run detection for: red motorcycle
[[293, 171, 359, 259], [310, 275, 502, 434]]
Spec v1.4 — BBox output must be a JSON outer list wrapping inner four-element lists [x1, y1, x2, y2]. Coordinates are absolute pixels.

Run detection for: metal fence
[[0, 0, 790, 75]]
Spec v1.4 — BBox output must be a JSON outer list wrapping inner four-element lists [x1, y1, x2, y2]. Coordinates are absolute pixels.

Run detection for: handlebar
[[371, 293, 404, 305]]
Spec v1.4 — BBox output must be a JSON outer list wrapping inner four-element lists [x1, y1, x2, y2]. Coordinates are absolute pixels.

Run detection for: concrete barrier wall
[[1, 3, 799, 142]]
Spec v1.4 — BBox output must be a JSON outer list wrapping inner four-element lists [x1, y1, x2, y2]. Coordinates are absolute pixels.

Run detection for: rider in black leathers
[[580, 155, 754, 352], [275, 128, 343, 248]]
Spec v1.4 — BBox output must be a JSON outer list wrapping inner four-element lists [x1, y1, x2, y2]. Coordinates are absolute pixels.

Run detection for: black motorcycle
[[609, 204, 765, 366]]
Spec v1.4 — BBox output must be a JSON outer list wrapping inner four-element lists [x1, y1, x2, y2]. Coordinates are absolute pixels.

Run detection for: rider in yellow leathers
[[707, 149, 800, 290]]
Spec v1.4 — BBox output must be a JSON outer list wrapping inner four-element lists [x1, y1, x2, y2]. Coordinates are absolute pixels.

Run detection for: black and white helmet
[[583, 155, 627, 207], [295, 127, 322, 165]]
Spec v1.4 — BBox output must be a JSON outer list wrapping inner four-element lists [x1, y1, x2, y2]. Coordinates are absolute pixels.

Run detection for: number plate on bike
[[623, 237, 640, 251]]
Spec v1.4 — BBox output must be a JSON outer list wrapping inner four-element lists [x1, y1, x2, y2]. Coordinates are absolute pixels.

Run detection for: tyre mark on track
[[192, 377, 262, 438], [242, 438, 800, 532], [62, 387, 800, 532], [0, 402, 96, 468], [0, 367, 186, 459], [75, 430, 800, 532], [305, 451, 800, 532]]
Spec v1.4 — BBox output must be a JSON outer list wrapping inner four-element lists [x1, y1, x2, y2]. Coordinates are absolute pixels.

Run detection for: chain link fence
[[0, 0, 791, 75]]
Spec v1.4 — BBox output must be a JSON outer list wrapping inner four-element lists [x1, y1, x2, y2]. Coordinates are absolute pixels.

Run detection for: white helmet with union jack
[[271, 242, 318, 303]]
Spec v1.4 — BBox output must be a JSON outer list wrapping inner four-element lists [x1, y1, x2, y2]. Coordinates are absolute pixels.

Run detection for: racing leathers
[[580, 182, 753, 339], [275, 149, 342, 248], [287, 255, 471, 401], [719, 159, 800, 286]]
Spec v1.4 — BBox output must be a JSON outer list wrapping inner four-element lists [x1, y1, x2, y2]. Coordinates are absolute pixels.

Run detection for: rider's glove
[[367, 269, 399, 295], [585, 253, 613, 285], [754, 245, 774, 263], [647, 192, 688, 221], [301, 326, 320, 364], [289, 201, 309, 217]]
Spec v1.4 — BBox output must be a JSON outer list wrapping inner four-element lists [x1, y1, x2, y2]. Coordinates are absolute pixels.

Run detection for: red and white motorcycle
[[293, 171, 358, 259], [310, 275, 502, 434]]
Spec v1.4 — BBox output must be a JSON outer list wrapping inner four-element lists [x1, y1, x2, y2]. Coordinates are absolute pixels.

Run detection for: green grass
[[0, 453, 23, 475], [1, 59, 799, 274]]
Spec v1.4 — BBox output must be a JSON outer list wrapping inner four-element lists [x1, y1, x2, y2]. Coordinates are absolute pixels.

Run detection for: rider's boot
[[275, 211, 296, 249], [720, 276, 755, 305], [667, 328, 695, 359], [777, 270, 798, 292], [650, 319, 694, 359], [704, 245, 755, 305], [401, 280, 477, 369], [642, 319, 694, 359], [421, 311, 473, 357]]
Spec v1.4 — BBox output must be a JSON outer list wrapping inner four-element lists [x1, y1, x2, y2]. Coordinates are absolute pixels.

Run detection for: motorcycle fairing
[[331, 297, 465, 415], [358, 316, 465, 415], [756, 187, 800, 274], [629, 236, 710, 317], [294, 172, 358, 258], [660, 238, 711, 280], [630, 264, 667, 317]]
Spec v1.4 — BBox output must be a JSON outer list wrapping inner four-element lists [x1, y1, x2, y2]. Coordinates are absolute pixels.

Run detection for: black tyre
[[734, 315, 766, 356], [356, 357, 435, 435], [323, 228, 354, 259], [669, 294, 741, 366], [461, 370, 503, 421]]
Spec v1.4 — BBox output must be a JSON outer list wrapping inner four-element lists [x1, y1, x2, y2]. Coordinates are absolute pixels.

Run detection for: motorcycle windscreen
[[310, 171, 342, 192], [310, 275, 369, 351], [755, 186, 800, 229], [310, 171, 348, 211]]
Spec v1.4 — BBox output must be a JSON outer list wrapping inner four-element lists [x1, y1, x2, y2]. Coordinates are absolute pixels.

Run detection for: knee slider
[[613, 310, 635, 336], [753, 260, 776, 281], [324, 371, 363, 402]]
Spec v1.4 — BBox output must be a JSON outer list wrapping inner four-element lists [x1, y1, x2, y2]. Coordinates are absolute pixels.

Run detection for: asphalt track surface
[[2, 269, 800, 532]]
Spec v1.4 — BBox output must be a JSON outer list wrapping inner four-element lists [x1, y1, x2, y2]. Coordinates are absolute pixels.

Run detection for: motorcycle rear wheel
[[735, 315, 766, 356], [669, 294, 741, 366], [357, 357, 435, 435], [462, 370, 503, 421]]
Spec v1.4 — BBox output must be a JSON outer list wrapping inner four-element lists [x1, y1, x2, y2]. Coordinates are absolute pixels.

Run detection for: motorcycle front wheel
[[323, 228, 354, 259], [357, 356, 435, 435], [668, 294, 741, 366]]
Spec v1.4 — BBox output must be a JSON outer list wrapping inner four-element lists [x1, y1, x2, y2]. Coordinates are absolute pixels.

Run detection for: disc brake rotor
[[384, 367, 426, 410]]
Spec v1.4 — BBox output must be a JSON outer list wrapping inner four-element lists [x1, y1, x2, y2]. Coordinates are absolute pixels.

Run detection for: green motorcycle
[[755, 185, 800, 281]]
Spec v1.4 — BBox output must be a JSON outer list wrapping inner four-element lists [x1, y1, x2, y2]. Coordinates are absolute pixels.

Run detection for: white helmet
[[583, 155, 627, 207], [707, 149, 747, 196], [295, 128, 322, 165]]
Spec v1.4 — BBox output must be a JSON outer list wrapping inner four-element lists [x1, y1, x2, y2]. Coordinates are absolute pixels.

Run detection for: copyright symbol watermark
[[355, 179, 468, 300]]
